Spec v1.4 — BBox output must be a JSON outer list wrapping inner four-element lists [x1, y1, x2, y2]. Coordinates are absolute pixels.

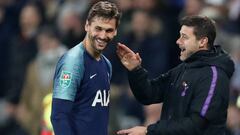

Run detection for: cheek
[[107, 33, 116, 39], [88, 30, 97, 38], [88, 27, 97, 34], [186, 45, 198, 55], [186, 46, 194, 52], [185, 40, 195, 49]]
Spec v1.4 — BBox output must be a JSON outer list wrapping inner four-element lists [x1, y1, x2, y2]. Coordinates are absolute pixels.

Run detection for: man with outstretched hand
[[117, 16, 234, 135]]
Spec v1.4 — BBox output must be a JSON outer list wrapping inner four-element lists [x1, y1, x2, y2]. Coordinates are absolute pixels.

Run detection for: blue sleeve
[[51, 98, 74, 135], [51, 43, 85, 135], [52, 44, 85, 101]]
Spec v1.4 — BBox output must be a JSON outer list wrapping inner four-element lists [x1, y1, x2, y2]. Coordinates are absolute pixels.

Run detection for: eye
[[106, 29, 114, 33], [95, 26, 102, 31], [180, 34, 188, 39], [182, 35, 188, 39]]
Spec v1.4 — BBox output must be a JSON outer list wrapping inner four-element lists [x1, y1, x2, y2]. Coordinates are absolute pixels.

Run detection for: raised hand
[[116, 43, 142, 71]]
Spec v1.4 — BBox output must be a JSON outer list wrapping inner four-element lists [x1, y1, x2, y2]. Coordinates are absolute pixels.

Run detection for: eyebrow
[[180, 32, 187, 36], [95, 26, 114, 31]]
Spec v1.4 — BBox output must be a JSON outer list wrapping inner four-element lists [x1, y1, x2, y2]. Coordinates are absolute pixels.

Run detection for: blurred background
[[0, 0, 239, 135]]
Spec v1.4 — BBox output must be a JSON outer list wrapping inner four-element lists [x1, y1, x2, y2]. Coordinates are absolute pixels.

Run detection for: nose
[[98, 30, 107, 39], [176, 38, 181, 46]]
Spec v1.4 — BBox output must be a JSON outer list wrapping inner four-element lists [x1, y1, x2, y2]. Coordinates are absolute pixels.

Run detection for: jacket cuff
[[146, 124, 157, 135], [128, 66, 143, 74]]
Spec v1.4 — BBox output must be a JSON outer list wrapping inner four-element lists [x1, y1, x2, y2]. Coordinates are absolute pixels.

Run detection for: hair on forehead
[[87, 1, 121, 28], [180, 15, 216, 48]]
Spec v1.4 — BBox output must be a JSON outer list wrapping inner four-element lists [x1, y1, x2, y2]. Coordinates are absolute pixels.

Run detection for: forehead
[[88, 17, 117, 29], [180, 25, 195, 36]]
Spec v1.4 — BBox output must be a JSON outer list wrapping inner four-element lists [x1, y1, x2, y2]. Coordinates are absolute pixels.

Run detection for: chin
[[95, 48, 103, 53], [180, 56, 186, 61], [97, 46, 105, 51], [96, 43, 106, 49]]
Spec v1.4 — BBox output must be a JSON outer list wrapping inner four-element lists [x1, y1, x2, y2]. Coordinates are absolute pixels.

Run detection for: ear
[[199, 37, 208, 49], [85, 21, 89, 32]]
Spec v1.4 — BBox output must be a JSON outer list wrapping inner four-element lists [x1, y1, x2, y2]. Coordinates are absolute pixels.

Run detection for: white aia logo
[[91, 90, 110, 107]]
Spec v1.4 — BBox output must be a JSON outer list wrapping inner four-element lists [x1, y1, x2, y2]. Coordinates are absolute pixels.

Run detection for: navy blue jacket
[[128, 46, 234, 135]]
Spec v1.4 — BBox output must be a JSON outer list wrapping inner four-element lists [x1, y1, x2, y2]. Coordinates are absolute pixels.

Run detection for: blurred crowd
[[0, 0, 239, 135]]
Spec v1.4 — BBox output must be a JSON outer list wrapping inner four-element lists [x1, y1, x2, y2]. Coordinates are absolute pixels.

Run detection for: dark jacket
[[128, 46, 234, 135]]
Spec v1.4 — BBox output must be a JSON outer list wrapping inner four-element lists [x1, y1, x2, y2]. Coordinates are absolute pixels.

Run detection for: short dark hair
[[87, 1, 121, 28], [180, 15, 216, 49]]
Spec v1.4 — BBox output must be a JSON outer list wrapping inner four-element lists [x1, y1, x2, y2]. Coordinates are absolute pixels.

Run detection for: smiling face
[[85, 17, 117, 54], [176, 25, 208, 61]]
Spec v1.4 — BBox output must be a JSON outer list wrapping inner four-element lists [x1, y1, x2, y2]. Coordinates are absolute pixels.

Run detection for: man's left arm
[[146, 67, 230, 135], [117, 113, 206, 135], [118, 66, 230, 135]]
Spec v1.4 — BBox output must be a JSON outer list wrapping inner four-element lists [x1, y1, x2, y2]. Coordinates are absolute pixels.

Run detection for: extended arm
[[120, 67, 229, 135], [128, 67, 170, 105], [117, 43, 170, 104]]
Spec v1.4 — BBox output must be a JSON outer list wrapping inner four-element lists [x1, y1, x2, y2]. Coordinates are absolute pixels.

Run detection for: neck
[[83, 37, 101, 61]]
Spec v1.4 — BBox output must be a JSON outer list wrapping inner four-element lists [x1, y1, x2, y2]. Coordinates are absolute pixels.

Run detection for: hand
[[117, 126, 147, 135], [116, 43, 142, 71]]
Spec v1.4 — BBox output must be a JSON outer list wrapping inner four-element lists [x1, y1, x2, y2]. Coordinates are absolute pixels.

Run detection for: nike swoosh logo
[[90, 74, 97, 79]]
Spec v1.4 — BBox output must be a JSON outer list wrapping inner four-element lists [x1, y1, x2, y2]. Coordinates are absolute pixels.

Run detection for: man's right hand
[[116, 43, 142, 71]]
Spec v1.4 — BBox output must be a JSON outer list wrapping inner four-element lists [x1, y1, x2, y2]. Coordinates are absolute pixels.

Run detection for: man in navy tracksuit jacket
[[117, 16, 235, 135]]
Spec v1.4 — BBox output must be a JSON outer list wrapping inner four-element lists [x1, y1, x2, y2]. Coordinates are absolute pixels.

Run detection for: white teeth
[[96, 39, 105, 44]]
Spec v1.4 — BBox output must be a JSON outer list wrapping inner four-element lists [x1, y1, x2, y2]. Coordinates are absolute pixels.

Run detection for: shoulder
[[62, 43, 85, 63], [190, 66, 229, 86], [55, 43, 86, 77], [52, 43, 86, 101]]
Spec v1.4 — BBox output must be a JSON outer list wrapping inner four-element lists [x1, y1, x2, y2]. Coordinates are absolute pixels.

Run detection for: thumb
[[136, 53, 142, 63]]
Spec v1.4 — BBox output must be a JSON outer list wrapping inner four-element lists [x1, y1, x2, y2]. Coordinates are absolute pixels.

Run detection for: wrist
[[131, 65, 141, 71]]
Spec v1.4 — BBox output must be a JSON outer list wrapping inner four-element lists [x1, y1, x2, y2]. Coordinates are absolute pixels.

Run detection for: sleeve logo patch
[[60, 70, 72, 88]]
